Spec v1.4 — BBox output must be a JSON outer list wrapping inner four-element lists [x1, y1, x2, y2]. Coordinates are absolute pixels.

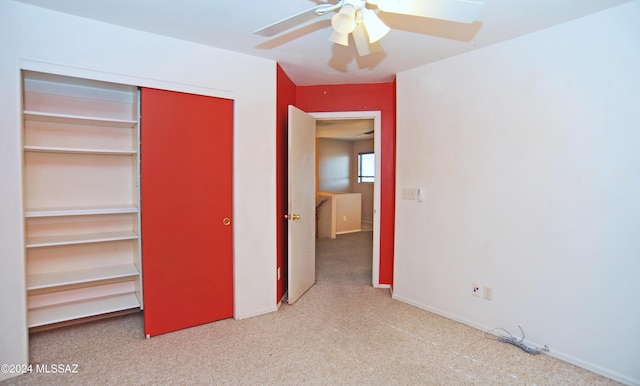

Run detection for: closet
[[22, 71, 142, 328], [21, 72, 234, 334]]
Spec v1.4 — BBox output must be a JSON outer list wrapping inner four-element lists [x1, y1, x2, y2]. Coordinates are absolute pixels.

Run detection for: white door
[[287, 105, 316, 304]]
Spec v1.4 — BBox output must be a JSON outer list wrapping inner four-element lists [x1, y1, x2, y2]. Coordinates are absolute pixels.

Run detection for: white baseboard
[[234, 305, 278, 321], [374, 283, 391, 290], [336, 229, 361, 235]]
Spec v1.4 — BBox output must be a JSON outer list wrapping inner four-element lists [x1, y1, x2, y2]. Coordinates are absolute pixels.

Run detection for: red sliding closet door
[[141, 88, 233, 337]]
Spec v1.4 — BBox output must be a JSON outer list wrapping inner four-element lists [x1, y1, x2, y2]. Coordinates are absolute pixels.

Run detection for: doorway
[[312, 111, 382, 288]]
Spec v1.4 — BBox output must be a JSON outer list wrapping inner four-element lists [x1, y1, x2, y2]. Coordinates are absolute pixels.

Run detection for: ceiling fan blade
[[370, 0, 484, 24], [255, 3, 343, 36]]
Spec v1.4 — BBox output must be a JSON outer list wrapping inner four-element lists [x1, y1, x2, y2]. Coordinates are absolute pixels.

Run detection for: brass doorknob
[[223, 218, 231, 226], [285, 213, 301, 221]]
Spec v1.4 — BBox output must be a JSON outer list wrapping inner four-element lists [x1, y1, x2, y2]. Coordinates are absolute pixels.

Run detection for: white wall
[[317, 138, 352, 192], [394, 2, 640, 384], [0, 0, 277, 378]]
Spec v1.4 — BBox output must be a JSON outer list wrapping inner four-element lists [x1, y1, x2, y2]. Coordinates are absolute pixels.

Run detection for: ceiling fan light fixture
[[331, 4, 357, 34], [360, 9, 390, 43], [328, 29, 349, 46]]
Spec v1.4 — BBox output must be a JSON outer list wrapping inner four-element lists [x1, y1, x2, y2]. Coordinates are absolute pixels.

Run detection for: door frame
[[310, 111, 384, 288]]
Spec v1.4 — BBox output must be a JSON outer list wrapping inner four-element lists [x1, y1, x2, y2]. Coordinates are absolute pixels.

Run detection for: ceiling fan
[[255, 0, 484, 56]]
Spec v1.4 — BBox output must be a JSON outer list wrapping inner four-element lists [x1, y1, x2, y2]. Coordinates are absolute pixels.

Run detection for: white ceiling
[[317, 118, 374, 140], [15, 0, 631, 85]]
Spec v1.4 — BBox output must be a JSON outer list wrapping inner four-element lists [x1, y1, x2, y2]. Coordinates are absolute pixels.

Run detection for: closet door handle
[[223, 218, 231, 226]]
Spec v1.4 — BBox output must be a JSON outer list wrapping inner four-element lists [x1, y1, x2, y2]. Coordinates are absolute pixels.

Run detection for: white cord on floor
[[485, 325, 549, 355]]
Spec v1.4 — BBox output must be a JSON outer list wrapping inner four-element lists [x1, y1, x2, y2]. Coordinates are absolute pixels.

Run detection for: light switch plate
[[402, 188, 416, 200]]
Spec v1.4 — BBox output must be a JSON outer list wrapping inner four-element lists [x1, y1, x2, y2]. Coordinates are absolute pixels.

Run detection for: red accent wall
[[276, 65, 296, 302], [295, 83, 396, 285]]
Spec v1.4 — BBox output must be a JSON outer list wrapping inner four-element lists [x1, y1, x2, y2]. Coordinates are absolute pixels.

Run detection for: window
[[358, 152, 375, 183]]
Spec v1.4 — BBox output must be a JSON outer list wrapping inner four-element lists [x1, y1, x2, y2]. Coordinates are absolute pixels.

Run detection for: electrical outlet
[[484, 286, 493, 300], [343, 215, 347, 222], [472, 283, 480, 297]]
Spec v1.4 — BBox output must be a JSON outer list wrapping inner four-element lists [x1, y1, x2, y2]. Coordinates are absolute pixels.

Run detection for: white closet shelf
[[23, 72, 142, 328], [26, 230, 139, 248], [24, 145, 137, 155], [28, 292, 140, 328], [24, 110, 137, 128], [27, 264, 140, 291], [25, 206, 138, 218], [28, 281, 136, 310]]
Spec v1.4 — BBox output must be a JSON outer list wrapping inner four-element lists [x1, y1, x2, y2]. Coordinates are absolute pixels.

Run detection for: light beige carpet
[[3, 231, 619, 385]]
